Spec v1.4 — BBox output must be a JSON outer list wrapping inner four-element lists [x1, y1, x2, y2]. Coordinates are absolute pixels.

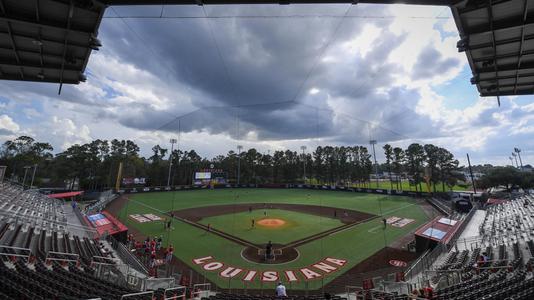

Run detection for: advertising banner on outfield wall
[[118, 184, 429, 198]]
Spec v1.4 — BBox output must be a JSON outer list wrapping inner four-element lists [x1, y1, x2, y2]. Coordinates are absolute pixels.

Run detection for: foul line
[[330, 203, 416, 236]]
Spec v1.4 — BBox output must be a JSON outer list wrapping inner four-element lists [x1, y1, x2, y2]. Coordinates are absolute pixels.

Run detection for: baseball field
[[111, 188, 430, 291]]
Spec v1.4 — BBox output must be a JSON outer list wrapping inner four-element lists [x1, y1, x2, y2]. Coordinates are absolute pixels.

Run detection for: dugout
[[414, 216, 463, 253]]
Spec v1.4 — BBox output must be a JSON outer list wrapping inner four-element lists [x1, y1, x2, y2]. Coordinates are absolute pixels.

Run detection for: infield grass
[[199, 209, 345, 244]]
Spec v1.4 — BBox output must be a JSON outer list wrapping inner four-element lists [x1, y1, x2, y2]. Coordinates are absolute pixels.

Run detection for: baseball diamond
[[108, 187, 431, 290]]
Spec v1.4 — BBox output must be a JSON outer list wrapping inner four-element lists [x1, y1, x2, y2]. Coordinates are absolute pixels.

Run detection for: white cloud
[[0, 114, 20, 136], [50, 116, 92, 150]]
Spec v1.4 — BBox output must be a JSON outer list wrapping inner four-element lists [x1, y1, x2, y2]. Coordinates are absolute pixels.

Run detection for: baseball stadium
[[1, 0, 534, 300]]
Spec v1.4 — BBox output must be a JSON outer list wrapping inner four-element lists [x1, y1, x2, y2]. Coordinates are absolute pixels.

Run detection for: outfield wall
[[115, 183, 432, 198]]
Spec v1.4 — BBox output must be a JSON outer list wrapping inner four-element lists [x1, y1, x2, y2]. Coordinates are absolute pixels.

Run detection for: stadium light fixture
[[301, 146, 307, 184], [237, 145, 243, 185], [512, 152, 519, 168], [167, 139, 177, 187], [21, 166, 32, 190], [30, 164, 38, 188], [514, 148, 523, 171], [369, 140, 379, 188]]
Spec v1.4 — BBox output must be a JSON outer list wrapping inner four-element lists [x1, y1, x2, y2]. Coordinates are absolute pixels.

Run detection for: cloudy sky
[[1, 3, 533, 166]]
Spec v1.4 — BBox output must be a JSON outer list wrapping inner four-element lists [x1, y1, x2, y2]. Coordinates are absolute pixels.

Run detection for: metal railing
[[405, 243, 448, 283], [164, 286, 186, 300], [120, 291, 154, 299], [86, 190, 118, 215], [447, 207, 477, 249], [191, 283, 211, 299], [107, 235, 149, 274], [45, 251, 80, 265], [0, 245, 32, 262], [143, 277, 176, 291]]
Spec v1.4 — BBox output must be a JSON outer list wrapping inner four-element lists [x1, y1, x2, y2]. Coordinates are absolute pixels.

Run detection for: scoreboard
[[193, 168, 227, 185]]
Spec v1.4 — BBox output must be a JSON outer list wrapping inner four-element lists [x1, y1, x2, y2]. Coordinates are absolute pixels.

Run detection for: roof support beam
[[477, 60, 534, 73], [0, 61, 79, 72], [0, 30, 89, 49], [0, 45, 84, 63], [513, 0, 529, 94], [472, 49, 534, 63], [35, 0, 40, 22], [477, 71, 534, 82], [483, 89, 534, 96], [487, 0, 501, 100], [456, 0, 512, 14], [58, 0, 74, 94], [464, 13, 534, 36], [467, 33, 534, 51], [2, 7, 25, 80], [0, 74, 78, 84], [484, 81, 534, 89], [0, 15, 92, 36]]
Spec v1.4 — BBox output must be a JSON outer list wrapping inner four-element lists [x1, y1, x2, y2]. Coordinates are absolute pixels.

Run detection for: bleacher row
[[0, 184, 67, 231], [479, 195, 534, 245], [412, 194, 534, 300], [0, 219, 114, 264], [434, 270, 534, 300], [0, 258, 139, 300]]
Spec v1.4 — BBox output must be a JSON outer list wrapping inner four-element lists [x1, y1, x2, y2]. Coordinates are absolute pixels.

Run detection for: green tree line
[[0, 136, 463, 191]]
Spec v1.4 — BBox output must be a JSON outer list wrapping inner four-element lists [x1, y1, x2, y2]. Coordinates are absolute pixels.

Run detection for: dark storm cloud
[[412, 44, 460, 80], [82, 4, 442, 143]]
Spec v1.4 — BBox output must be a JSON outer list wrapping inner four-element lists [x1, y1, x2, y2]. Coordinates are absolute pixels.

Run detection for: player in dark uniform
[[251, 218, 255, 228]]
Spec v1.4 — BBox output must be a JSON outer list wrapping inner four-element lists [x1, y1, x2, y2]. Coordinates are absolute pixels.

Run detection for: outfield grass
[[118, 189, 430, 290], [199, 209, 344, 245], [351, 181, 469, 192]]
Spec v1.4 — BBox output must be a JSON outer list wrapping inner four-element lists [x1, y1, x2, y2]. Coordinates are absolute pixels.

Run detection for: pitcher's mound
[[257, 218, 286, 227]]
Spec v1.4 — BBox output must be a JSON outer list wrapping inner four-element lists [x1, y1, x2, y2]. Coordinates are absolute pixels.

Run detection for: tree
[[477, 167, 523, 192], [383, 144, 394, 190], [423, 144, 440, 192], [392, 147, 405, 190], [0, 136, 53, 183], [405, 143, 425, 192], [435, 147, 461, 192]]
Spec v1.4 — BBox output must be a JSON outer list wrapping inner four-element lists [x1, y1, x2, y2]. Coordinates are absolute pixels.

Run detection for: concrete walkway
[[455, 209, 486, 250], [62, 203, 93, 238]]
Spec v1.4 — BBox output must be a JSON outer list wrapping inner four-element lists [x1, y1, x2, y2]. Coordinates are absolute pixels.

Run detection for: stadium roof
[[1, 0, 533, 99], [451, 0, 534, 99], [104, 0, 454, 5], [0, 0, 105, 91]]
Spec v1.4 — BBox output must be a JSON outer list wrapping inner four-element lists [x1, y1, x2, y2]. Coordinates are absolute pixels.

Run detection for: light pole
[[301, 146, 307, 185], [237, 145, 243, 186], [512, 152, 519, 168], [22, 166, 31, 189], [30, 164, 38, 188], [370, 140, 379, 188], [167, 139, 177, 187], [514, 148, 524, 170]]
